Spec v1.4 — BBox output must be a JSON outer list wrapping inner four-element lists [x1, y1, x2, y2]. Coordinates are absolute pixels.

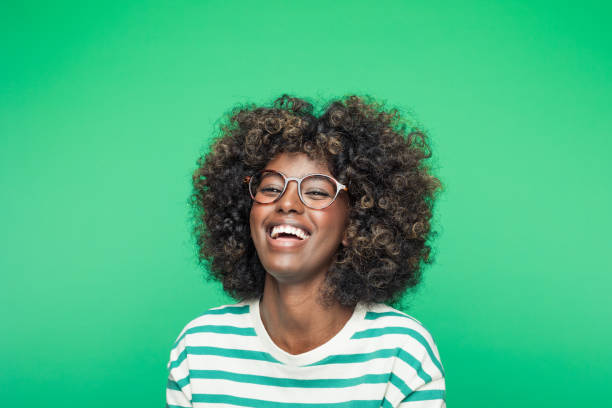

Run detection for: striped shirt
[[167, 298, 446, 408]]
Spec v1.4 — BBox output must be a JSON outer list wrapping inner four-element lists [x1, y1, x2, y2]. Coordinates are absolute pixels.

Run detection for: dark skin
[[249, 153, 354, 354]]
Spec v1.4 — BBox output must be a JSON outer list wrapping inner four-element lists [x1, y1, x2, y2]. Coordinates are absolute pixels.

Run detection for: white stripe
[[190, 379, 387, 403], [186, 354, 393, 379]]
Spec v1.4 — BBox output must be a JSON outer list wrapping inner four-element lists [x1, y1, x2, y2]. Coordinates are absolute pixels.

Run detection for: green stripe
[[173, 325, 257, 348], [192, 394, 381, 408], [308, 348, 399, 366], [166, 405, 190, 408], [402, 389, 445, 402], [389, 372, 412, 395], [203, 305, 250, 316], [169, 345, 281, 369], [190, 369, 389, 388], [166, 379, 182, 391], [352, 327, 423, 340], [381, 398, 393, 408], [184, 324, 256, 337], [186, 346, 282, 363], [351, 327, 445, 376], [397, 349, 432, 383], [176, 375, 190, 389], [364, 311, 419, 324], [169, 348, 187, 369]]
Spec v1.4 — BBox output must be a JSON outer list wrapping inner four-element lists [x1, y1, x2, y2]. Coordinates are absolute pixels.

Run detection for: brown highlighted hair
[[191, 95, 441, 307]]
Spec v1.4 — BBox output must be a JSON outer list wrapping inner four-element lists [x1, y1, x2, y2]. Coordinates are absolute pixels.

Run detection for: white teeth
[[270, 225, 310, 240]]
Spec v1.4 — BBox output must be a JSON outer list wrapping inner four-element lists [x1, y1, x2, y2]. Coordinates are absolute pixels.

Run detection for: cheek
[[249, 207, 258, 240], [314, 210, 349, 239], [249, 209, 258, 228], [249, 204, 269, 244]]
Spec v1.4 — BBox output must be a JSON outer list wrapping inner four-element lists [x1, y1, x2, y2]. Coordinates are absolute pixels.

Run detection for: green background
[[1, 0, 610, 406]]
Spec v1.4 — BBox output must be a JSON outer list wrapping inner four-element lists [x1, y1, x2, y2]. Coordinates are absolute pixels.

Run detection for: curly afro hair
[[190, 95, 441, 307]]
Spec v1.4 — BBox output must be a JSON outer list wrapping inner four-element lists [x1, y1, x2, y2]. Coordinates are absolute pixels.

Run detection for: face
[[249, 152, 350, 286]]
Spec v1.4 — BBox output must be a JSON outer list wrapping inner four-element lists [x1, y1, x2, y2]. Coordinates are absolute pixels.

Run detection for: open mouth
[[268, 225, 311, 240]]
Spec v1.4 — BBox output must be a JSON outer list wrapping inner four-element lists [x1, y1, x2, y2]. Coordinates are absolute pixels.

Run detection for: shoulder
[[353, 304, 446, 405], [352, 303, 444, 375], [356, 303, 436, 341], [170, 300, 256, 349]]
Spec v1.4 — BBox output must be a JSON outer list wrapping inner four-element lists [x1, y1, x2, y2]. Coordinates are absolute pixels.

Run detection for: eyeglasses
[[244, 170, 348, 210]]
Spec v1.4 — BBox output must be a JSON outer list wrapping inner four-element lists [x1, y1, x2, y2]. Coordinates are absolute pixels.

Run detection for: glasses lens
[[300, 175, 337, 209], [250, 171, 285, 203]]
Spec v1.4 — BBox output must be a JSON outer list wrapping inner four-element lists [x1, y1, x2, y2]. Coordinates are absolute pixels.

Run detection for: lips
[[269, 224, 310, 240], [264, 221, 312, 249], [266, 221, 311, 237]]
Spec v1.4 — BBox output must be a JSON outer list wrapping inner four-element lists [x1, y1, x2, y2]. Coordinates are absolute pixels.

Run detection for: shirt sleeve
[[398, 369, 446, 407], [166, 331, 193, 408], [397, 333, 446, 408]]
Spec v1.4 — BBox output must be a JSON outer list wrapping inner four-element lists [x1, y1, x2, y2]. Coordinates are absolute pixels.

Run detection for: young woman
[[167, 95, 445, 407]]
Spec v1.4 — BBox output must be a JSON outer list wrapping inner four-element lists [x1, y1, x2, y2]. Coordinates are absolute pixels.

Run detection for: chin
[[262, 263, 312, 285], [265, 265, 302, 282]]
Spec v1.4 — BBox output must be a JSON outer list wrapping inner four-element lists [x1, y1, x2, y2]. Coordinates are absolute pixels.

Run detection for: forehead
[[264, 152, 332, 178]]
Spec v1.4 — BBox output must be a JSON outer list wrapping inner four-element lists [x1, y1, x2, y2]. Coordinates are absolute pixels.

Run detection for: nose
[[276, 180, 304, 213]]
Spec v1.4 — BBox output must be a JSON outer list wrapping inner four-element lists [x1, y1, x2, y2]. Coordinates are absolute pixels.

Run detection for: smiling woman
[[167, 95, 445, 407], [249, 153, 350, 289]]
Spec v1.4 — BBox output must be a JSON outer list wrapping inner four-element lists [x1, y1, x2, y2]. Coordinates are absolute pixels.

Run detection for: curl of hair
[[190, 95, 441, 306]]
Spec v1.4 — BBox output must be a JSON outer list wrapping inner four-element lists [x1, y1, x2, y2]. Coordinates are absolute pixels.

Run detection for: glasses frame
[[244, 170, 348, 210]]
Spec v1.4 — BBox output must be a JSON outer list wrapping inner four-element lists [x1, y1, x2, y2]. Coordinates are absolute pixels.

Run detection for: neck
[[259, 273, 354, 355]]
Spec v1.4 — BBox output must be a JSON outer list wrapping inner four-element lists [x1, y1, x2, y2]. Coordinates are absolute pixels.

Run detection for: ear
[[341, 230, 349, 247]]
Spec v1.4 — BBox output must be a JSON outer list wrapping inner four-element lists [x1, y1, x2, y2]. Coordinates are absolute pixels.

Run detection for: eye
[[304, 189, 331, 199], [259, 186, 283, 195], [261, 186, 281, 192]]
